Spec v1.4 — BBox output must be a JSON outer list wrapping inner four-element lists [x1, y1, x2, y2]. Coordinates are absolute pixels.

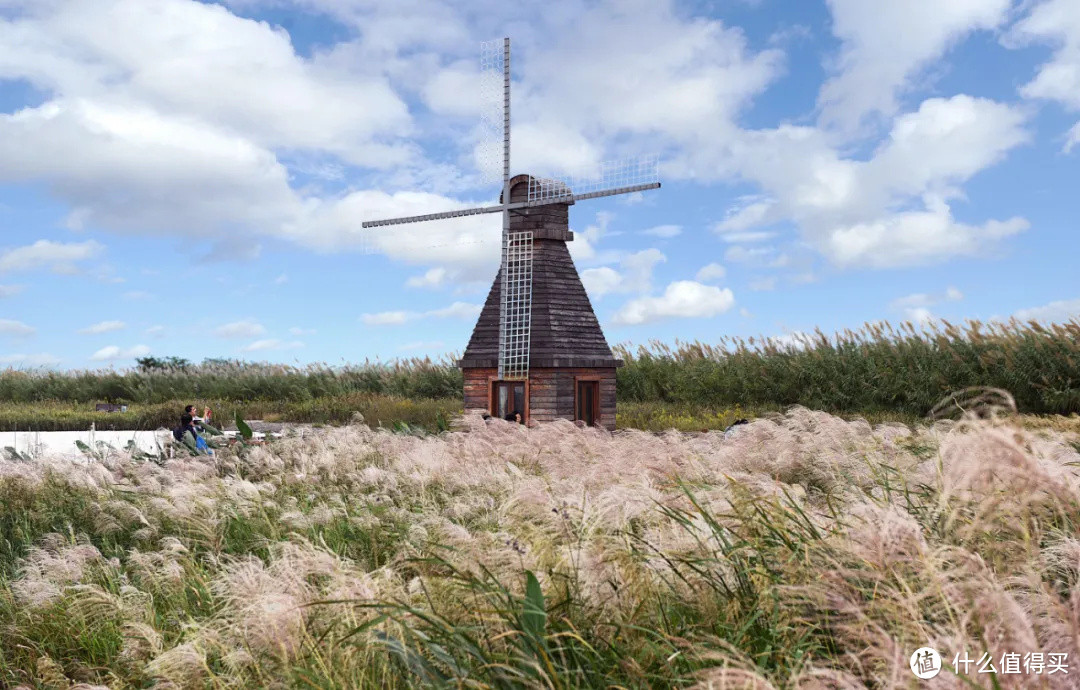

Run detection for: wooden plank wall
[[463, 367, 618, 430], [463, 368, 497, 413]]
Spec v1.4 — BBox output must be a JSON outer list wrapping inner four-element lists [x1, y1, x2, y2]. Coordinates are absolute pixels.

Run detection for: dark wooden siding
[[464, 367, 617, 431]]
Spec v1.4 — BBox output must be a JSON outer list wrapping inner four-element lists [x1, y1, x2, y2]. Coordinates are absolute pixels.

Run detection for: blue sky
[[0, 0, 1077, 370]]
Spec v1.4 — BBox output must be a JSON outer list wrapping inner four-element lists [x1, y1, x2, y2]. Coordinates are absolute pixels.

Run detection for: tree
[[136, 356, 191, 372]]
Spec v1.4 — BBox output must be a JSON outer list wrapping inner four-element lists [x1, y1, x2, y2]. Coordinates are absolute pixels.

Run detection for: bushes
[[0, 357, 464, 405], [2, 318, 1078, 420], [0, 396, 462, 433]]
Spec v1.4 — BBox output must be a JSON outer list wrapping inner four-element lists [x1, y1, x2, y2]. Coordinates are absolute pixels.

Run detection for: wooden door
[[576, 380, 599, 427]]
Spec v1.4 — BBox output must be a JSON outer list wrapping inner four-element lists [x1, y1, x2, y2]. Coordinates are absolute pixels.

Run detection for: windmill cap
[[499, 174, 575, 205]]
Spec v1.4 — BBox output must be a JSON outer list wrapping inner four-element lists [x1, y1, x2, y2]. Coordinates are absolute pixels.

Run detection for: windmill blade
[[479, 38, 509, 186], [528, 155, 659, 203], [361, 203, 503, 228]]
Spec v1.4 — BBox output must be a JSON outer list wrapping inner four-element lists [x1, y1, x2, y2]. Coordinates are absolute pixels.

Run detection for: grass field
[[0, 397, 935, 436], [1, 408, 1078, 688]]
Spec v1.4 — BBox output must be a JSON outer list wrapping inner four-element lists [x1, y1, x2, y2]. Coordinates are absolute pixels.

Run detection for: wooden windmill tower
[[363, 38, 660, 430]]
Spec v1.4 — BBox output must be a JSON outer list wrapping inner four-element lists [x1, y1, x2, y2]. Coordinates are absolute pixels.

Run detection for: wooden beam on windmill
[[362, 37, 661, 382]]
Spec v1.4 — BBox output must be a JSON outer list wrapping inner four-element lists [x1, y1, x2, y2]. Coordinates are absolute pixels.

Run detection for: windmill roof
[[457, 238, 622, 369]]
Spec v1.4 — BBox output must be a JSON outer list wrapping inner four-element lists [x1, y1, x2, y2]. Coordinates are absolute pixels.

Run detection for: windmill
[[363, 37, 660, 428]]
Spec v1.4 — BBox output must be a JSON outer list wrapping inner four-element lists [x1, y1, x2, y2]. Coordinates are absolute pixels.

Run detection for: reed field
[[614, 317, 1080, 417], [1, 406, 1078, 688], [1, 319, 1077, 434]]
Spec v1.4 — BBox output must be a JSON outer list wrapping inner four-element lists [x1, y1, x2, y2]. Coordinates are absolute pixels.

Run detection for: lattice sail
[[528, 155, 659, 202], [498, 231, 533, 380], [479, 39, 508, 186]]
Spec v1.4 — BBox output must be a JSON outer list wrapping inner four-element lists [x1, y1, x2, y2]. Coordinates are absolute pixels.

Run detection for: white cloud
[[580, 249, 666, 299], [1, 99, 301, 238], [308, 188, 502, 271], [427, 301, 482, 319], [0, 239, 104, 273], [621, 249, 666, 293], [274, 274, 288, 285], [362, 311, 412, 326], [768, 254, 791, 269], [90, 344, 151, 361], [824, 206, 1028, 268], [1008, 0, 1080, 151], [768, 331, 813, 352], [739, 307, 752, 318], [611, 281, 736, 325], [567, 211, 614, 264], [0, 0, 784, 281], [145, 325, 167, 338], [819, 0, 1013, 132], [495, 3, 782, 174], [1066, 121, 1080, 153], [724, 245, 774, 264], [361, 301, 481, 326], [890, 285, 965, 323], [749, 277, 777, 291], [640, 224, 682, 238], [406, 267, 449, 289], [1014, 297, 1080, 324], [722, 95, 1030, 268], [892, 293, 934, 310], [78, 320, 126, 335], [213, 319, 266, 339], [0, 0, 410, 163], [714, 198, 777, 242], [241, 339, 304, 353], [0, 352, 61, 367], [0, 0, 1035, 291], [0, 284, 24, 297], [122, 290, 155, 301], [289, 327, 316, 336], [580, 266, 623, 298], [905, 307, 935, 325], [0, 319, 35, 337], [695, 263, 727, 282]]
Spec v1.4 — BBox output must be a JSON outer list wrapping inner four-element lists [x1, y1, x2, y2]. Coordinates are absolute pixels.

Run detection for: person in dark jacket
[[173, 413, 198, 443], [504, 410, 523, 424], [173, 413, 214, 454], [183, 405, 222, 436]]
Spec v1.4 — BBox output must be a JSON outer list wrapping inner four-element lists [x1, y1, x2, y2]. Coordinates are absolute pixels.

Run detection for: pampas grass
[[0, 407, 1078, 687]]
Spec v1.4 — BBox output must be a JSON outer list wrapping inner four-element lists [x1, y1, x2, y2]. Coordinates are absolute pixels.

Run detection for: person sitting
[[173, 413, 213, 455], [504, 410, 523, 424], [184, 405, 222, 436], [173, 413, 196, 443]]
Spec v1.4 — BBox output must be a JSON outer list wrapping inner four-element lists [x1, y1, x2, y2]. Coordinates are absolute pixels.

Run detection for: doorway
[[492, 381, 526, 421], [576, 380, 599, 427]]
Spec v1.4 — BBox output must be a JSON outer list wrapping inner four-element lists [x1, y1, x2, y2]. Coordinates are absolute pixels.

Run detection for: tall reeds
[[614, 317, 1080, 416], [0, 409, 1078, 687], [2, 317, 1077, 419]]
